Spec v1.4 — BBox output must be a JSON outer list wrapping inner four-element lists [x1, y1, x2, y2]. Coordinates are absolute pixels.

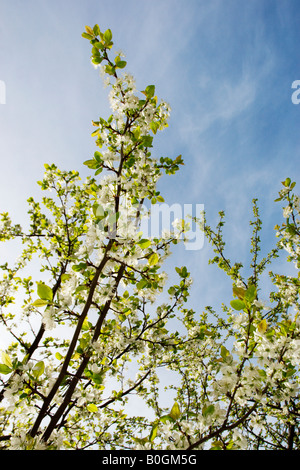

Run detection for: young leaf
[[83, 159, 99, 169], [82, 32, 94, 40], [202, 404, 215, 417], [87, 403, 98, 413], [137, 279, 148, 290], [93, 24, 100, 36], [92, 373, 103, 385], [103, 29, 112, 44], [230, 299, 245, 311], [72, 262, 87, 272], [85, 25, 95, 36], [32, 361, 45, 379], [143, 85, 155, 99], [232, 286, 246, 300], [245, 284, 257, 303], [169, 402, 181, 421], [82, 318, 91, 331], [105, 64, 116, 75], [92, 203, 105, 218], [150, 121, 159, 134], [149, 424, 158, 442], [0, 364, 12, 375], [32, 299, 49, 307], [175, 266, 189, 278], [148, 252, 159, 266], [220, 345, 230, 361], [160, 414, 174, 424], [37, 283, 53, 301], [94, 151, 102, 162], [211, 440, 223, 450], [138, 239, 151, 250], [257, 319, 267, 334], [1, 352, 13, 369], [115, 60, 127, 69]]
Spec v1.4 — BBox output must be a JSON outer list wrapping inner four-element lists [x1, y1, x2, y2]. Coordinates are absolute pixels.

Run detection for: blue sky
[[0, 0, 299, 312]]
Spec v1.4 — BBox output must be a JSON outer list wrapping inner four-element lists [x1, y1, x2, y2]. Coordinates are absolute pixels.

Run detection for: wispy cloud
[[182, 74, 257, 136]]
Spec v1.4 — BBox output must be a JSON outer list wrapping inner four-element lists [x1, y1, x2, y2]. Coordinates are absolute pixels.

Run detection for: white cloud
[[186, 74, 257, 136]]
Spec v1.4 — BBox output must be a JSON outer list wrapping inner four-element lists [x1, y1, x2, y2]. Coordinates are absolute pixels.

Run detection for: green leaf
[[91, 128, 100, 137], [92, 203, 106, 219], [37, 283, 53, 301], [126, 156, 136, 168], [169, 402, 181, 421], [245, 284, 257, 303], [85, 25, 95, 36], [115, 60, 127, 69], [94, 151, 102, 162], [211, 440, 223, 450], [226, 440, 235, 450], [105, 64, 116, 75], [175, 266, 189, 278], [103, 29, 112, 44], [32, 299, 49, 307], [72, 262, 87, 272], [257, 319, 267, 334], [148, 252, 159, 266], [149, 424, 158, 442], [138, 239, 151, 250], [75, 285, 88, 294], [83, 159, 99, 169], [93, 24, 100, 36], [230, 299, 245, 311], [32, 361, 45, 379], [141, 135, 153, 148], [143, 85, 155, 99], [160, 414, 174, 424], [92, 373, 104, 385], [232, 286, 246, 300], [81, 32, 94, 40], [93, 42, 104, 51], [181, 266, 188, 278], [284, 366, 296, 378], [168, 286, 176, 296], [0, 364, 12, 375], [1, 352, 12, 369], [202, 404, 215, 417], [137, 279, 148, 290], [82, 318, 91, 331], [133, 436, 148, 445], [220, 345, 230, 361], [150, 121, 159, 134], [87, 403, 98, 413]]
